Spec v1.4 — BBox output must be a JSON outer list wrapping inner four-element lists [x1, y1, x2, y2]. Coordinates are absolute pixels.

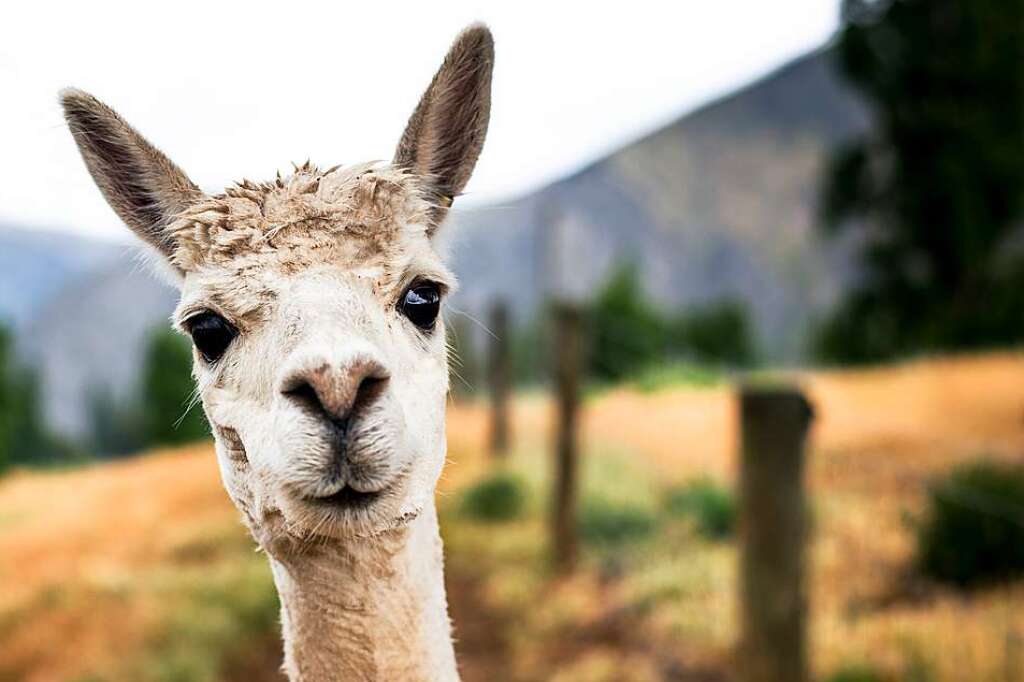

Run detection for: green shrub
[[669, 299, 757, 368], [632, 362, 721, 392], [138, 561, 278, 682], [578, 496, 658, 547], [586, 263, 668, 383], [460, 471, 528, 522], [825, 663, 887, 682], [664, 479, 737, 540], [917, 461, 1024, 586]]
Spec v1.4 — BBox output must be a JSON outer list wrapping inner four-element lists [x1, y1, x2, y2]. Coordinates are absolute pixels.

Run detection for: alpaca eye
[[399, 283, 441, 331], [187, 312, 237, 363]]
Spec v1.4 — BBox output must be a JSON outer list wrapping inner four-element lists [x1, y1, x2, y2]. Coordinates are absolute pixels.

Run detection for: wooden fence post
[[488, 300, 511, 457], [552, 303, 583, 572], [738, 385, 814, 682]]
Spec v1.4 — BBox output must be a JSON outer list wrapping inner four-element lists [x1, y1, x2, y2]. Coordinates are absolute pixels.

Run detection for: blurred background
[[2, 0, 1024, 680]]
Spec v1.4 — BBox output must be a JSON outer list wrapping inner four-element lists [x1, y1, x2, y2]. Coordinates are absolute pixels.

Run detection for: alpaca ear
[[394, 23, 494, 230], [60, 88, 200, 268]]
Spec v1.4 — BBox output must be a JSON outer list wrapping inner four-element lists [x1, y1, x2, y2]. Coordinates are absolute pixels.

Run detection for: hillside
[[2, 353, 1023, 681], [448, 48, 870, 360]]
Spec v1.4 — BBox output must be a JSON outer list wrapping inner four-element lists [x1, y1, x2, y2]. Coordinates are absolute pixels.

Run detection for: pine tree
[[819, 0, 1024, 361], [140, 327, 208, 446]]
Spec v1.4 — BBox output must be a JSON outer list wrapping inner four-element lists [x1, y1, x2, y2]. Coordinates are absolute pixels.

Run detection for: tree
[[586, 264, 667, 381], [140, 327, 208, 446], [87, 385, 144, 457], [671, 300, 757, 368], [819, 0, 1024, 362], [0, 327, 15, 472], [0, 325, 66, 469]]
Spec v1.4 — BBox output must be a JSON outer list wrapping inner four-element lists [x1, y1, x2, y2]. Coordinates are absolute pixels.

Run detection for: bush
[[664, 479, 737, 540], [917, 461, 1024, 586], [578, 496, 658, 547], [632, 362, 721, 393], [669, 299, 757, 368], [460, 471, 528, 522]]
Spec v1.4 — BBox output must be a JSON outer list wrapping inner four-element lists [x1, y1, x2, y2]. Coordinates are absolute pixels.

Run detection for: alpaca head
[[61, 25, 493, 553]]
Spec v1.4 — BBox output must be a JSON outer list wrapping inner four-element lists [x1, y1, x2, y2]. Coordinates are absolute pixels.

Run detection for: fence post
[[552, 303, 583, 572], [737, 385, 814, 682], [488, 300, 511, 457]]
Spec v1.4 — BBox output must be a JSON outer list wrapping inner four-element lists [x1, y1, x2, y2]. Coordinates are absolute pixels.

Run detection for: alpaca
[[60, 24, 494, 681]]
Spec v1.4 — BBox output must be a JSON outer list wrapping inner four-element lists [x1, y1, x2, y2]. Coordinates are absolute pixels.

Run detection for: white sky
[[1, 1, 838, 241]]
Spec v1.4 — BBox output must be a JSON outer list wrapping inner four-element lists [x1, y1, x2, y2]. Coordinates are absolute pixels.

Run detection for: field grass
[[2, 352, 1024, 681]]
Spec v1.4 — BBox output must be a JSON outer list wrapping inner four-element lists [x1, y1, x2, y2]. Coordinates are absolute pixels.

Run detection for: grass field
[[2, 352, 1023, 681]]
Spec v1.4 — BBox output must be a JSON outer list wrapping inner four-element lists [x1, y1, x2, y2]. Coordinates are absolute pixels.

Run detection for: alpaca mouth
[[307, 485, 383, 509]]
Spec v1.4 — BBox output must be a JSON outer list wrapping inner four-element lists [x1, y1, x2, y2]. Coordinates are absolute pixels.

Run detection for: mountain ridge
[[4, 46, 868, 438]]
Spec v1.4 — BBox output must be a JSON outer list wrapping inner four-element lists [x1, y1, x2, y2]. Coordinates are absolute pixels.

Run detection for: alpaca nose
[[280, 356, 390, 426]]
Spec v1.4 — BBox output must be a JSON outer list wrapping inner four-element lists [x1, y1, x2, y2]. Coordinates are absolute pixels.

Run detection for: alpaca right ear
[[393, 24, 494, 231], [60, 88, 200, 270]]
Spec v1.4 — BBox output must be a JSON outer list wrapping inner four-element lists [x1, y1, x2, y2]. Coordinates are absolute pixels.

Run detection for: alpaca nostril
[[283, 380, 324, 416], [352, 375, 388, 413]]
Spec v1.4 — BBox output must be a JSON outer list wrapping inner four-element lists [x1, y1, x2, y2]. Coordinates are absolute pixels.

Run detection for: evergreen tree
[[586, 264, 667, 381], [670, 300, 757, 368], [87, 385, 144, 457], [0, 325, 66, 469], [0, 327, 15, 472], [140, 327, 208, 446], [819, 0, 1024, 361]]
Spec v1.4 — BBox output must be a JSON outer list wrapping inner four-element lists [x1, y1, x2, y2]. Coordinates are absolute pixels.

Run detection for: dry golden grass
[[2, 351, 1023, 680]]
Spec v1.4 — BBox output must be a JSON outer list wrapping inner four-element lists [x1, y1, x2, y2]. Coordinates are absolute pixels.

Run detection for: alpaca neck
[[269, 505, 458, 682]]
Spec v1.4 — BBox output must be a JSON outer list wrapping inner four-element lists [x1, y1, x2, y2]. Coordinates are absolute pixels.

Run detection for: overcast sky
[[1, 1, 838, 241]]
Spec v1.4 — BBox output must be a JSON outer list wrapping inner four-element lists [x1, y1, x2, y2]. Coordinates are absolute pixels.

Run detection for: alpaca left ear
[[394, 23, 494, 232], [60, 88, 200, 275]]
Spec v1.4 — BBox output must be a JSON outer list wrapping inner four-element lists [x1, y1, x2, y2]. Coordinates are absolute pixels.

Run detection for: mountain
[[6, 46, 870, 439], [446, 48, 870, 361], [0, 225, 119, 330], [19, 262, 177, 437]]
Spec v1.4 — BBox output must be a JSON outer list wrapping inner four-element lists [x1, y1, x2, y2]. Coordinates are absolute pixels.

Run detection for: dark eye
[[187, 312, 237, 363], [399, 282, 441, 331]]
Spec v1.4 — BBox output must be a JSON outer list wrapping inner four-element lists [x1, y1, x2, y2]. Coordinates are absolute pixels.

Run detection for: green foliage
[[0, 325, 68, 469], [130, 560, 278, 682], [87, 385, 144, 457], [664, 478, 737, 540], [586, 263, 668, 382], [460, 471, 528, 522], [917, 460, 1024, 586], [632, 362, 722, 392], [504, 267, 757, 387], [140, 328, 208, 447], [825, 663, 887, 682], [819, 0, 1024, 362], [669, 300, 756, 367], [587, 264, 758, 382], [578, 496, 658, 547]]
